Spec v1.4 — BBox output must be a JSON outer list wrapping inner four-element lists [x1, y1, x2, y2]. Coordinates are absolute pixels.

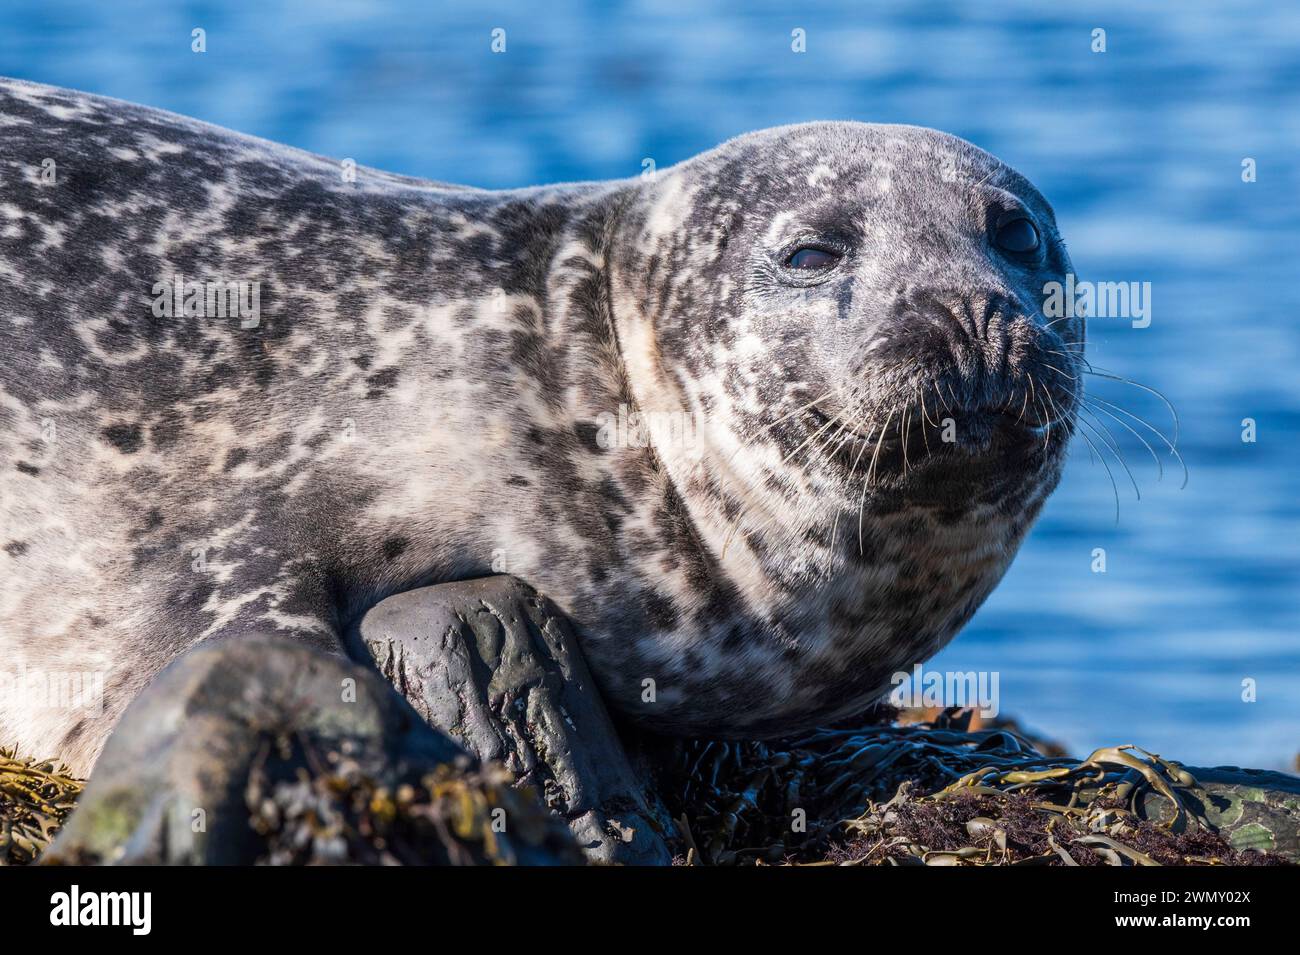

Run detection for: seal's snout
[[822, 284, 1081, 483], [905, 286, 1078, 439], [896, 286, 1031, 374]]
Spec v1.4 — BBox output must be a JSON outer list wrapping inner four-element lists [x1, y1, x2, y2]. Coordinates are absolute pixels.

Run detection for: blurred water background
[[3, 0, 1296, 769]]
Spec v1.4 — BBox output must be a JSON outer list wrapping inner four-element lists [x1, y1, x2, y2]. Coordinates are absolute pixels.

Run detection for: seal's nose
[[894, 287, 1031, 380], [881, 285, 1077, 442]]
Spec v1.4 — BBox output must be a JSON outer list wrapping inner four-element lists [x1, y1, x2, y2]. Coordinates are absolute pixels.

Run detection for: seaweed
[[6, 708, 1296, 866], [660, 709, 1294, 865], [243, 736, 587, 865], [0, 746, 83, 865]]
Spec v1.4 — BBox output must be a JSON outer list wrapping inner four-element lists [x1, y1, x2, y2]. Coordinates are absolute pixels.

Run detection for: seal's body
[[0, 79, 1082, 775]]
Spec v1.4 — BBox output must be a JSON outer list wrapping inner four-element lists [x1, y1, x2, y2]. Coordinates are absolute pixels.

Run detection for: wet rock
[[351, 575, 674, 865], [1140, 765, 1300, 860], [244, 756, 585, 866], [645, 720, 1300, 865], [44, 634, 581, 865]]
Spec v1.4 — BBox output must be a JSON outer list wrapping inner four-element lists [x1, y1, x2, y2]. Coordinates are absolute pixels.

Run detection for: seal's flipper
[[351, 575, 674, 865], [44, 633, 582, 865]]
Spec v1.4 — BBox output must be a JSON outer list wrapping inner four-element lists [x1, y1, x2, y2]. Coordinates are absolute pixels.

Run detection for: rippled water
[[3, 0, 1297, 768]]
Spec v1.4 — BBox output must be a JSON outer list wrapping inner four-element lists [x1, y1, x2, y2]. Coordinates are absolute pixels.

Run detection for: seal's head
[[605, 122, 1084, 734]]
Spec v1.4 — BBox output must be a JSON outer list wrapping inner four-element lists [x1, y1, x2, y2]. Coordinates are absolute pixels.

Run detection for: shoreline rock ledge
[[27, 576, 1300, 866]]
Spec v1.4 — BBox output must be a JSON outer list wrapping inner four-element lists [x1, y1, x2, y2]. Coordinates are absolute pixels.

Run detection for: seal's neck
[[556, 185, 834, 610]]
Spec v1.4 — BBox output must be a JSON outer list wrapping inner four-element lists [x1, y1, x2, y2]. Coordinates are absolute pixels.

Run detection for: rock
[[1140, 765, 1300, 861], [644, 719, 1300, 865], [351, 575, 675, 865], [35, 585, 1293, 867], [44, 634, 582, 865]]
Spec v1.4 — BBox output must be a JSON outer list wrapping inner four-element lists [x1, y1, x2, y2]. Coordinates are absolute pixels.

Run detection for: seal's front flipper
[[351, 575, 675, 865], [44, 634, 581, 865]]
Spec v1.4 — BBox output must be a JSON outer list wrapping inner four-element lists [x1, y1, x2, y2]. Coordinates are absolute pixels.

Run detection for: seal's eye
[[995, 217, 1040, 254], [786, 246, 841, 270]]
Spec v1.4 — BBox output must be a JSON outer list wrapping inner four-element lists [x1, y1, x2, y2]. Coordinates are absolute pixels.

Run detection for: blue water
[[3, 1, 1297, 769]]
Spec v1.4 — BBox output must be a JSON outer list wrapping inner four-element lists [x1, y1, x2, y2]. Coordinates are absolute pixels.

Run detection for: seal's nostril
[[884, 290, 1063, 422], [896, 288, 1020, 348]]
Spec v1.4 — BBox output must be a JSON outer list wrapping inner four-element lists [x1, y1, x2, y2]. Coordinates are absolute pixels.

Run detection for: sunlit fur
[[1, 80, 1096, 775]]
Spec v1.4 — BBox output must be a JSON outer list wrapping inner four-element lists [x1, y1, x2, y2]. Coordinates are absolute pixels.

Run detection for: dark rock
[[351, 575, 675, 865], [44, 634, 581, 865]]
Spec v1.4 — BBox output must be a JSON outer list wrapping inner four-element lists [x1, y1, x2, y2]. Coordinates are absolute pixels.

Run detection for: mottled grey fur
[[0, 78, 1082, 776]]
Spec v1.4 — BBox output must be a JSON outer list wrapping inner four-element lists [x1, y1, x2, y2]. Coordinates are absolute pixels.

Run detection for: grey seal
[[0, 78, 1082, 776]]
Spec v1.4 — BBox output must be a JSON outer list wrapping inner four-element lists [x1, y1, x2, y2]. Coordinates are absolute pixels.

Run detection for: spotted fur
[[0, 79, 1082, 775]]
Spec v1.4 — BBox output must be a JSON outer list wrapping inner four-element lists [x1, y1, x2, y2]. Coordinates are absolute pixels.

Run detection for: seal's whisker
[[836, 401, 883, 554], [1044, 389, 1082, 468], [1072, 419, 1122, 524], [818, 415, 853, 456], [765, 388, 840, 432], [919, 382, 937, 429], [858, 407, 895, 554], [866, 408, 895, 487], [916, 382, 933, 456], [1077, 367, 1180, 446], [1017, 379, 1032, 425], [900, 404, 912, 475], [1084, 393, 1188, 489], [1040, 376, 1077, 455], [1041, 314, 1082, 333], [943, 377, 961, 415], [822, 425, 852, 545], [843, 408, 876, 474], [719, 386, 866, 558], [1040, 361, 1078, 382], [1046, 348, 1093, 374], [1042, 383, 1075, 432], [1077, 407, 1141, 501], [1081, 397, 1164, 482], [720, 386, 846, 474], [782, 410, 841, 465], [970, 164, 1002, 192], [712, 385, 849, 531], [815, 415, 859, 474], [1026, 373, 1044, 443]]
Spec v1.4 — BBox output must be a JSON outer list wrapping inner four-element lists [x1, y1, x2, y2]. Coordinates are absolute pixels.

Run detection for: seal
[[0, 78, 1083, 776]]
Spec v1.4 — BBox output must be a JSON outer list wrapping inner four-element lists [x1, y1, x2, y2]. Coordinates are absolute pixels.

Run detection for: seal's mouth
[[807, 381, 1077, 488]]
